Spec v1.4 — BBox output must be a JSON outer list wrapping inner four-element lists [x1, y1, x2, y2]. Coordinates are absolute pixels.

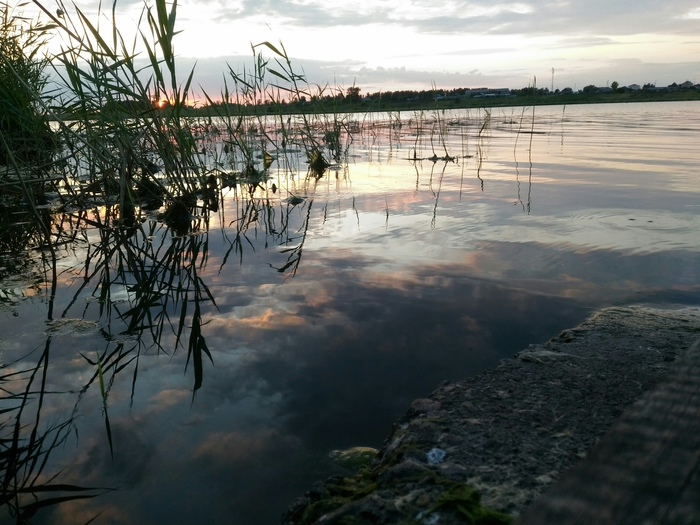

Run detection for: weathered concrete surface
[[283, 305, 700, 525], [517, 335, 700, 525]]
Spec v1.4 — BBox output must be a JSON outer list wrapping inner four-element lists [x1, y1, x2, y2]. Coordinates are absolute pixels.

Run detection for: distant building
[[627, 84, 641, 91], [680, 80, 695, 90], [435, 94, 461, 101], [469, 88, 511, 98]]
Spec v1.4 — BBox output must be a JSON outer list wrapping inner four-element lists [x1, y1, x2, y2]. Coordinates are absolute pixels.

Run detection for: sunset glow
[[26, 0, 700, 97]]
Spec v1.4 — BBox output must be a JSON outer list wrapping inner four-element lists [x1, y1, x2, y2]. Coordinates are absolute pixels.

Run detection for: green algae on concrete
[[293, 446, 511, 525], [329, 447, 380, 471]]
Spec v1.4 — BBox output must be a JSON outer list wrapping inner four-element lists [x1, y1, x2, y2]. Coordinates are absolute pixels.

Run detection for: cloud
[[34, 0, 700, 96], [196, 0, 700, 37], [681, 7, 700, 20], [401, 0, 700, 36]]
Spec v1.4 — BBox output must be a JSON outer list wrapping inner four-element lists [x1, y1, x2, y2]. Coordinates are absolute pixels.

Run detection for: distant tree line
[[295, 79, 700, 106], [180, 78, 700, 113]]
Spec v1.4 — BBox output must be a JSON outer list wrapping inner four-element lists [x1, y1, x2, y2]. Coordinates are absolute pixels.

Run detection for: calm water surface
[[1, 101, 699, 524]]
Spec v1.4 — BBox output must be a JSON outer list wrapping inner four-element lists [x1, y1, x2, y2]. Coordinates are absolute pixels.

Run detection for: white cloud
[[681, 7, 700, 20]]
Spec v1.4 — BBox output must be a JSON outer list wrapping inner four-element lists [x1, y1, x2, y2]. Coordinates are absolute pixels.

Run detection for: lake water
[[1, 101, 699, 524]]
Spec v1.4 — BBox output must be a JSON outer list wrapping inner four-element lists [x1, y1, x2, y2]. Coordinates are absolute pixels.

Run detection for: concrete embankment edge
[[283, 304, 700, 524], [517, 322, 700, 525]]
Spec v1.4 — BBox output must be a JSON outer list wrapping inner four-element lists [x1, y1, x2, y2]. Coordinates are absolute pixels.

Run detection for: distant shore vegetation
[[189, 81, 700, 116], [40, 78, 700, 120]]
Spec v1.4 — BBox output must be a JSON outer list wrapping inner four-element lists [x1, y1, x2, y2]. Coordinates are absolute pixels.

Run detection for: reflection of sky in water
[[2, 101, 700, 525]]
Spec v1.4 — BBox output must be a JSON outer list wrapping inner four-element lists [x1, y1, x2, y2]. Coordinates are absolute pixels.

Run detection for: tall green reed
[[30, 0, 215, 229], [0, 3, 56, 170], [0, 2, 61, 255]]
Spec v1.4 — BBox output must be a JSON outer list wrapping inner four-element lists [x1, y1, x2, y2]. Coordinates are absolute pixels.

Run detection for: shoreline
[[283, 304, 700, 524], [161, 90, 700, 117]]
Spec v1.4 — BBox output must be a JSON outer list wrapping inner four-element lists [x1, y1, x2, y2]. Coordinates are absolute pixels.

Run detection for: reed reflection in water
[[1, 102, 700, 524]]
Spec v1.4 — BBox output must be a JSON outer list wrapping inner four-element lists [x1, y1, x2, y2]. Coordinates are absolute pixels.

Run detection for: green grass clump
[[294, 447, 512, 525], [430, 484, 512, 524], [0, 5, 56, 169]]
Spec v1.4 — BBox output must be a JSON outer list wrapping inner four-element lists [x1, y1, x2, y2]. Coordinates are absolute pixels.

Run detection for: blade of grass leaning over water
[[95, 350, 114, 460], [1, 338, 106, 520]]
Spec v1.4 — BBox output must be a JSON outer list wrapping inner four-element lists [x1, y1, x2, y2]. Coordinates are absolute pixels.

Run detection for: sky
[[33, 0, 700, 99]]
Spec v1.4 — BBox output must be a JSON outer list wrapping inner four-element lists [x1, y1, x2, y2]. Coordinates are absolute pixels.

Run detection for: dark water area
[[1, 101, 699, 524]]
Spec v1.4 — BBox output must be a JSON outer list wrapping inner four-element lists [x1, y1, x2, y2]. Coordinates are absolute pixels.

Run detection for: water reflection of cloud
[[193, 428, 280, 464], [52, 501, 131, 525], [220, 270, 588, 450], [195, 226, 700, 461], [41, 407, 337, 525], [147, 388, 190, 411]]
